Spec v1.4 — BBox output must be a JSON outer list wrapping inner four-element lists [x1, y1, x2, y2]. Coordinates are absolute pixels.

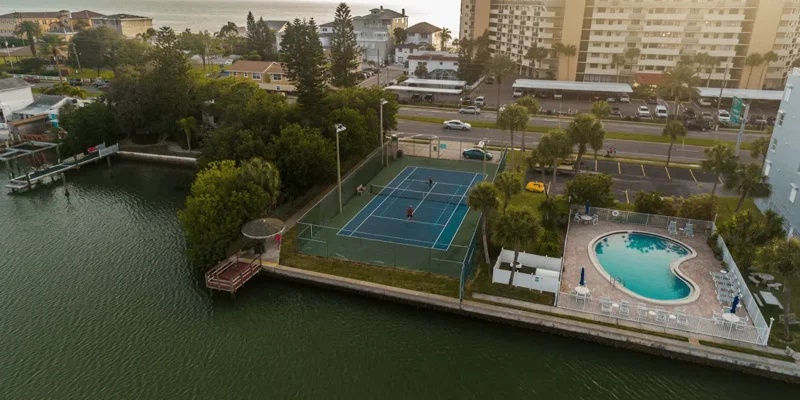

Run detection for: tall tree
[[179, 29, 216, 70], [759, 51, 779, 89], [392, 27, 407, 45], [515, 96, 539, 154], [724, 162, 772, 211], [497, 104, 529, 170], [39, 35, 67, 83], [743, 53, 763, 89], [590, 101, 611, 120], [281, 18, 327, 115], [216, 22, 239, 55], [269, 124, 337, 197], [694, 52, 717, 87], [439, 27, 452, 50], [58, 102, 119, 157], [491, 207, 541, 285], [756, 238, 800, 342], [246, 12, 278, 61], [750, 136, 770, 162], [494, 172, 523, 213], [659, 65, 701, 120], [71, 27, 123, 77], [329, 3, 361, 88], [14, 21, 41, 56], [484, 54, 515, 115], [457, 30, 491, 84], [567, 114, 604, 170], [535, 130, 573, 191], [553, 43, 577, 80], [414, 63, 428, 78], [701, 144, 737, 199], [467, 182, 500, 267], [524, 46, 549, 78], [624, 47, 641, 83], [662, 120, 688, 166], [610, 54, 626, 83]]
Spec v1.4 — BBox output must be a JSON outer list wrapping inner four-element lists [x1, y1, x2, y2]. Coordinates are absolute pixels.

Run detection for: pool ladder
[[612, 276, 625, 287]]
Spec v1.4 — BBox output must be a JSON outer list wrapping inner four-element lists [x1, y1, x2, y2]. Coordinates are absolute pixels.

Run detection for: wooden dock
[[2, 143, 119, 193], [205, 254, 263, 295]]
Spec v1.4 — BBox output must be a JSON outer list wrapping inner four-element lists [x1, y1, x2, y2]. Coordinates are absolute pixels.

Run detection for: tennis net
[[370, 184, 469, 206]]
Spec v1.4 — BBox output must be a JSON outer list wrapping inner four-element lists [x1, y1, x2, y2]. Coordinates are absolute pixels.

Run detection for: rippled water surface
[[0, 162, 795, 398]]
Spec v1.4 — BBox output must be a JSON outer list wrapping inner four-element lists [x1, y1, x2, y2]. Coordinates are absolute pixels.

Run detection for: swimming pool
[[592, 232, 694, 302]]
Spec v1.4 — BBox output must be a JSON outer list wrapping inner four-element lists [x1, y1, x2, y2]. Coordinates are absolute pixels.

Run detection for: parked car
[[525, 181, 545, 193], [460, 96, 472, 105], [553, 90, 563, 100], [23, 76, 40, 84], [655, 105, 669, 119], [637, 106, 652, 118], [68, 78, 83, 86], [698, 98, 714, 107], [606, 97, 616, 103], [474, 96, 485, 107], [717, 110, 731, 123], [538, 92, 551, 100], [749, 114, 768, 126], [700, 111, 714, 122], [683, 108, 696, 120], [410, 94, 422, 102], [684, 119, 714, 132], [93, 79, 110, 88], [463, 148, 493, 160], [459, 106, 480, 114], [485, 76, 495, 84], [512, 88, 524, 98], [619, 94, 630, 103], [647, 97, 659, 105], [610, 107, 622, 117], [443, 120, 471, 130], [423, 93, 434, 102]]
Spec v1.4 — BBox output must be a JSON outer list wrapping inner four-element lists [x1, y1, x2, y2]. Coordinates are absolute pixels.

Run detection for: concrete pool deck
[[561, 221, 752, 323]]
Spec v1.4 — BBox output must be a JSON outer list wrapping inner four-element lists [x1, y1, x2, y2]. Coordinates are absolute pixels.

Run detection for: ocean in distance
[[0, 0, 462, 37]]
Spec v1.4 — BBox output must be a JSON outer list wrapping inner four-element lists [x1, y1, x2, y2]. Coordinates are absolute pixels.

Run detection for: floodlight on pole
[[380, 99, 388, 166], [335, 123, 347, 213]]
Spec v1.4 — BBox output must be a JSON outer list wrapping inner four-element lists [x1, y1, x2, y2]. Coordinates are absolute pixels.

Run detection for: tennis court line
[[438, 172, 488, 251], [338, 166, 416, 235], [371, 215, 446, 227], [348, 167, 417, 237], [432, 172, 480, 250], [404, 179, 469, 191], [410, 182, 437, 216]]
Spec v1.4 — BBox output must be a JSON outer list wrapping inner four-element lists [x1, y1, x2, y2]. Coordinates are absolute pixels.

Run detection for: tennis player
[[407, 205, 414, 220]]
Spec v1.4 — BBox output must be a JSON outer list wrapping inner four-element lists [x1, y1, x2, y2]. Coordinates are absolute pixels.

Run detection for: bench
[[748, 275, 760, 286]]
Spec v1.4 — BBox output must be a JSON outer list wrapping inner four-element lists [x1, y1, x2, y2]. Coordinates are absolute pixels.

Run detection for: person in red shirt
[[407, 206, 414, 220]]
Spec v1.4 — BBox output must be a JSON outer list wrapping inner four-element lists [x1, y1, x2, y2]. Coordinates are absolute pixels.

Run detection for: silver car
[[459, 106, 480, 114], [443, 120, 472, 131]]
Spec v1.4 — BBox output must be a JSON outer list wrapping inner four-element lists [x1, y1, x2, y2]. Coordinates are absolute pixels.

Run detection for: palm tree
[[624, 47, 641, 84], [14, 21, 42, 56], [215, 22, 239, 54], [610, 54, 626, 83], [553, 43, 577, 80], [526, 149, 549, 194], [535, 130, 573, 191], [759, 51, 778, 89], [524, 46, 549, 78], [137, 27, 158, 43], [743, 53, 763, 89], [467, 182, 500, 267], [452, 38, 459, 48], [701, 144, 737, 199], [514, 96, 539, 155], [567, 114, 604, 170], [39, 35, 67, 83], [492, 207, 541, 285], [494, 172, 523, 213], [393, 27, 407, 46], [694, 52, 717, 87], [439, 27, 452, 50], [659, 65, 701, 120], [756, 238, 800, 341], [177, 116, 199, 152], [414, 63, 428, 78], [662, 121, 688, 166], [750, 136, 770, 163], [497, 104, 529, 170], [484, 54, 516, 113], [724, 162, 772, 211]]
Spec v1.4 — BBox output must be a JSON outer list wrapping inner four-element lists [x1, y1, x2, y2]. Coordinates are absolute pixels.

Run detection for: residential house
[[12, 95, 77, 121], [320, 6, 408, 65], [395, 43, 422, 64], [757, 68, 800, 238], [0, 10, 104, 37], [404, 22, 443, 50], [90, 14, 153, 38], [266, 21, 289, 52], [225, 60, 295, 93], [0, 77, 34, 130], [407, 51, 459, 80], [8, 114, 54, 142]]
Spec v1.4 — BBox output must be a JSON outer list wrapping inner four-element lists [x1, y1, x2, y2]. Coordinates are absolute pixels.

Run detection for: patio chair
[[600, 298, 612, 315], [636, 306, 649, 322], [591, 214, 599, 225], [619, 301, 631, 318], [683, 223, 694, 238], [712, 312, 725, 327], [667, 221, 678, 236], [676, 312, 690, 329], [574, 212, 581, 223], [655, 308, 668, 324], [735, 321, 746, 332]]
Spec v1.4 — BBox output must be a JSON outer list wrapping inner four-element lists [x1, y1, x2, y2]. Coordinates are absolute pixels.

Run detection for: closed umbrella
[[585, 200, 590, 215], [580, 267, 585, 286], [730, 296, 739, 314]]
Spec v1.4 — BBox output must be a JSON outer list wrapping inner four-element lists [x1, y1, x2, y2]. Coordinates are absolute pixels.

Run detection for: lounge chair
[[676, 312, 690, 329], [619, 301, 631, 318], [668, 221, 678, 236], [600, 298, 612, 315], [767, 282, 782, 291], [655, 308, 668, 324], [683, 223, 694, 238], [591, 214, 599, 225], [574, 212, 581, 223], [713, 312, 725, 327], [636, 304, 648, 321]]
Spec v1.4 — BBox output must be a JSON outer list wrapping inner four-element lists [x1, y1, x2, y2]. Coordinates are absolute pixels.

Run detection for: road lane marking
[[594, 159, 598, 172], [641, 164, 646, 177], [718, 176, 724, 184], [617, 162, 621, 174], [665, 166, 672, 180], [625, 190, 630, 203], [689, 169, 697, 182]]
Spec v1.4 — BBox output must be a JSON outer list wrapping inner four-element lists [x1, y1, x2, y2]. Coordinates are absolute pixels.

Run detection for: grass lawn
[[281, 227, 461, 298], [66, 69, 114, 80], [715, 196, 757, 225], [698, 340, 795, 362]]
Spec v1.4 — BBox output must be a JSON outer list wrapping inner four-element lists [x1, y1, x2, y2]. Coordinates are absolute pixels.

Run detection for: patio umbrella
[[585, 200, 590, 215], [580, 267, 585, 286], [730, 296, 739, 314]]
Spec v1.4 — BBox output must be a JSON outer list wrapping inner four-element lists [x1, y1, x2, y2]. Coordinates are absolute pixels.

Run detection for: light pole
[[715, 62, 730, 134], [335, 123, 347, 213], [380, 98, 388, 166]]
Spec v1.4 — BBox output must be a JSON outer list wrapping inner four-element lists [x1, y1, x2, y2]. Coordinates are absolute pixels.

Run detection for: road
[[395, 120, 754, 164], [398, 107, 763, 143], [359, 65, 405, 88]]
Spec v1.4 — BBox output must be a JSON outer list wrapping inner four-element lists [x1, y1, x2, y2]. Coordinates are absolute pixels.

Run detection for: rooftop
[[71, 10, 104, 19], [265, 20, 289, 31], [319, 21, 335, 28], [513, 79, 634, 94], [407, 52, 458, 62], [13, 95, 67, 116], [407, 22, 441, 35], [93, 14, 150, 20], [0, 77, 30, 93], [695, 87, 784, 101], [402, 78, 466, 87], [0, 11, 62, 19], [355, 7, 405, 20], [227, 60, 272, 73]]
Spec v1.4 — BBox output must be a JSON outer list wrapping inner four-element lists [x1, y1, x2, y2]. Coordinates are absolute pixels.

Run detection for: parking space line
[[689, 169, 697, 182], [640, 164, 646, 177], [617, 162, 621, 175], [665, 166, 672, 180], [625, 190, 630, 203], [718, 176, 724, 185], [595, 159, 598, 172]]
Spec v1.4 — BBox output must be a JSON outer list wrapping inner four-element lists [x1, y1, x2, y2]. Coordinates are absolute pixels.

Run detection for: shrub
[[633, 191, 665, 214], [533, 230, 562, 257], [565, 173, 616, 207], [676, 194, 717, 221]]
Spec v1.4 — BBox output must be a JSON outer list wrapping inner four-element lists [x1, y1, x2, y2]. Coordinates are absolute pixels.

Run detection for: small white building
[[0, 77, 34, 130], [492, 249, 562, 293], [266, 21, 289, 52], [404, 22, 443, 50], [407, 51, 459, 80], [395, 43, 423, 64]]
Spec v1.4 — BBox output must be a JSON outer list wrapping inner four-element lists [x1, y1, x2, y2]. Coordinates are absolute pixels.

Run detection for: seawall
[[117, 151, 197, 167]]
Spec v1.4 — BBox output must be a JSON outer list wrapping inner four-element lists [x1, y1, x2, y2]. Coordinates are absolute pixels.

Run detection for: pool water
[[594, 232, 692, 301]]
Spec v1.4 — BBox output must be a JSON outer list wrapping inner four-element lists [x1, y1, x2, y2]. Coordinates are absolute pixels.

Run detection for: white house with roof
[[395, 43, 422, 64], [407, 51, 459, 80], [319, 6, 408, 65], [12, 95, 81, 121], [404, 22, 443, 50], [0, 77, 34, 131], [265, 21, 289, 52]]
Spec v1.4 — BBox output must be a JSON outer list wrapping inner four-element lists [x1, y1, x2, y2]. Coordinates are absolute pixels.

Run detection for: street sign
[[731, 96, 743, 124]]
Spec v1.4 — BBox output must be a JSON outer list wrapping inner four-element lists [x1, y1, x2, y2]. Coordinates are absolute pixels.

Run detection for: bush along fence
[[580, 206, 716, 237]]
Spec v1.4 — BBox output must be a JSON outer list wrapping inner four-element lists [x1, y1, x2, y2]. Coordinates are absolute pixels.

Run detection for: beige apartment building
[[460, 0, 800, 89]]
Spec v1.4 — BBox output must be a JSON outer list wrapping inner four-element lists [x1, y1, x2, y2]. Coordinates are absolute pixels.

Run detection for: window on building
[[791, 186, 798, 204], [243, 72, 248, 78], [764, 161, 771, 176], [232, 72, 238, 76], [272, 74, 282, 81], [252, 73, 261, 80], [778, 111, 785, 126]]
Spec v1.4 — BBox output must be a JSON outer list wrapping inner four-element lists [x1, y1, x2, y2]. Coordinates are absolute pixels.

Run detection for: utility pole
[[734, 101, 750, 156], [715, 62, 730, 133], [66, 27, 81, 73], [3, 39, 13, 68], [376, 48, 381, 87]]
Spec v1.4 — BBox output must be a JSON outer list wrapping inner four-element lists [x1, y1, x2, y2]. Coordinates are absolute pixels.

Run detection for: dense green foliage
[[280, 18, 327, 115], [756, 238, 800, 341], [633, 191, 668, 215], [329, 3, 361, 88], [566, 114, 604, 169], [565, 173, 615, 207], [457, 30, 491, 84], [58, 102, 120, 156], [245, 12, 278, 61], [718, 209, 785, 271], [676, 194, 717, 221]]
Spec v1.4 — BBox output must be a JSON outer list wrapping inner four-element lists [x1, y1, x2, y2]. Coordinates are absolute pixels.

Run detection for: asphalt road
[[399, 107, 763, 143], [359, 65, 405, 88], [395, 119, 754, 163]]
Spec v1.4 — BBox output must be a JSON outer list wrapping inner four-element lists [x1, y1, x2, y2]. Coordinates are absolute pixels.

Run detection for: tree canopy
[[329, 3, 361, 88], [281, 18, 327, 115]]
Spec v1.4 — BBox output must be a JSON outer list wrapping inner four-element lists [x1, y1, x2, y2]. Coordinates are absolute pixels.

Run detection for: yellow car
[[525, 181, 545, 193]]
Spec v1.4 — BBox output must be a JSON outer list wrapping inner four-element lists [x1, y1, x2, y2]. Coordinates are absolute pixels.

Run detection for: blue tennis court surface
[[338, 166, 485, 250]]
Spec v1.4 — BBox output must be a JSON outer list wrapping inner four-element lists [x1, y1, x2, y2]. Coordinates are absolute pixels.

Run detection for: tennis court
[[338, 166, 485, 251]]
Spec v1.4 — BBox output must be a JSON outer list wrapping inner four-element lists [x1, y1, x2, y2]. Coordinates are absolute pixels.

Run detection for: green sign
[[731, 96, 743, 124]]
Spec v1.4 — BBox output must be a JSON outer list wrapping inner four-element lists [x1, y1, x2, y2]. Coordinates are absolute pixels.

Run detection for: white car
[[606, 97, 616, 103], [474, 96, 485, 107], [553, 90, 563, 100], [655, 105, 669, 119], [459, 106, 480, 114], [619, 94, 630, 103], [224, 59, 234, 65], [717, 110, 731, 123], [637, 106, 652, 118], [512, 88, 524, 98], [443, 120, 472, 131], [698, 98, 713, 107]]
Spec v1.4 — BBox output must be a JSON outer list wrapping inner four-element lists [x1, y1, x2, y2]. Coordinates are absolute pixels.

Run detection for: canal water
[[0, 162, 795, 398]]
